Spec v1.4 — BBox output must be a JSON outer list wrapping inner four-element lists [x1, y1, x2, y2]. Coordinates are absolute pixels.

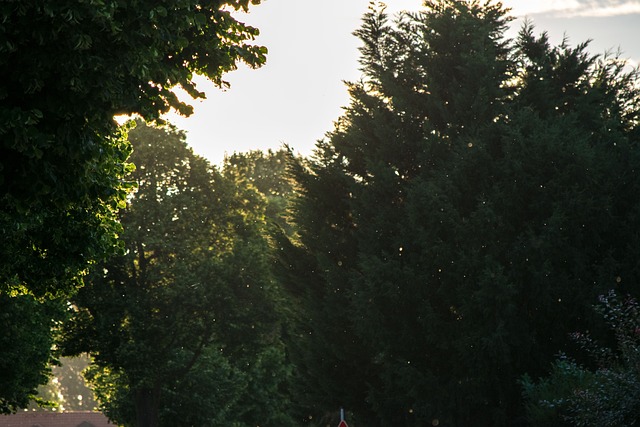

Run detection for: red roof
[[0, 411, 115, 427]]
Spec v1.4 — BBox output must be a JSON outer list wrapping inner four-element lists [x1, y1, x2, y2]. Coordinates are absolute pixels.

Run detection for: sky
[[163, 0, 640, 165]]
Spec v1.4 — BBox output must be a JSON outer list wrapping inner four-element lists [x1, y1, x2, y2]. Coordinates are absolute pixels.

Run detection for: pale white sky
[[164, 0, 640, 165]]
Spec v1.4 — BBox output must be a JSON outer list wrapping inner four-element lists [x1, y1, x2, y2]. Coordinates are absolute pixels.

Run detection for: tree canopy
[[6, 1, 640, 425], [0, 294, 64, 414], [0, 0, 266, 298], [223, 149, 295, 234], [279, 1, 640, 425], [0, 0, 266, 412], [63, 121, 293, 427]]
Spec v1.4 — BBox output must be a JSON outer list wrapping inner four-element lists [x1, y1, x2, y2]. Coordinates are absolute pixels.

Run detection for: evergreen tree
[[281, 1, 640, 425]]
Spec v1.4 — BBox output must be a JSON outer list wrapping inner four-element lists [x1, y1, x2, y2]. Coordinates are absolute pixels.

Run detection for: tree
[[1, 0, 266, 298], [63, 121, 293, 427], [223, 149, 295, 233], [0, 294, 63, 414], [280, 1, 640, 425], [1, 0, 266, 411]]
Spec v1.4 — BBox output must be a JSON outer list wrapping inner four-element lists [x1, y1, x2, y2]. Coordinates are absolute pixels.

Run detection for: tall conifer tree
[[280, 1, 640, 425]]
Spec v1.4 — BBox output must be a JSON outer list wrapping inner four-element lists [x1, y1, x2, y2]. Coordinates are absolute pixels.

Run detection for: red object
[[338, 421, 349, 427]]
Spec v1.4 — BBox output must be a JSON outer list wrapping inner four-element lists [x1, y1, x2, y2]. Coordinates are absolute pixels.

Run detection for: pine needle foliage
[[279, 1, 640, 425]]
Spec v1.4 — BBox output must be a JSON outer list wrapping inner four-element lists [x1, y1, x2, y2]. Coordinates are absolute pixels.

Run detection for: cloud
[[504, 0, 581, 16], [505, 0, 640, 17], [567, 2, 640, 17]]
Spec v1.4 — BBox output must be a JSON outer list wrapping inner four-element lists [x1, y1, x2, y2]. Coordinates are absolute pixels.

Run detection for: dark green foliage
[[1, 0, 265, 412], [155, 346, 245, 426], [63, 122, 293, 427], [0, 295, 64, 414], [521, 359, 593, 427], [523, 291, 640, 426], [0, 0, 265, 299], [223, 149, 295, 234], [279, 1, 640, 425]]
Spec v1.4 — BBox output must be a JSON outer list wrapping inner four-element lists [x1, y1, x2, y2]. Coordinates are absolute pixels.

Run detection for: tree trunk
[[134, 386, 160, 427]]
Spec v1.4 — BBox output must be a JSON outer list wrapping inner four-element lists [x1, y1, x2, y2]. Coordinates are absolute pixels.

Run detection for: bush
[[523, 291, 640, 426]]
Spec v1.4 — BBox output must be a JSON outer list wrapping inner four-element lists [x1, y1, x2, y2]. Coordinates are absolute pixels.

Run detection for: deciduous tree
[[0, 0, 266, 411], [1, 0, 266, 298], [223, 149, 295, 233], [64, 122, 292, 427], [0, 295, 63, 414]]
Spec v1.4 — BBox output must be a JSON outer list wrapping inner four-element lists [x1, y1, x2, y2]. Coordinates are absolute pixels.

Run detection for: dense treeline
[[0, 0, 265, 415], [278, 1, 640, 426], [61, 122, 294, 427], [4, 1, 640, 426]]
